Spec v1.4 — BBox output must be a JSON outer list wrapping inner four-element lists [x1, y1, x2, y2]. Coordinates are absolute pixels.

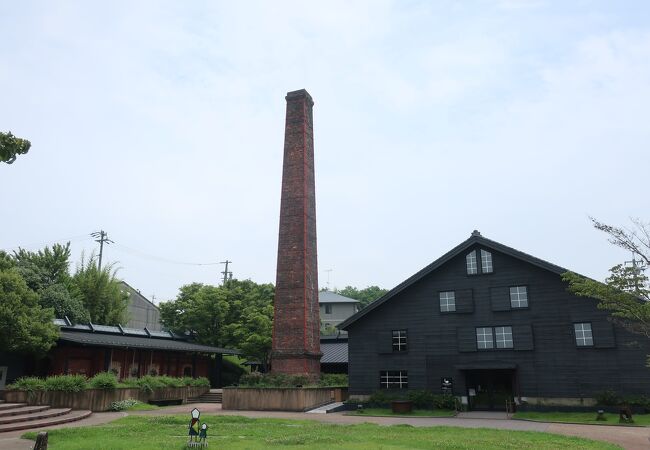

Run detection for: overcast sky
[[2, 1, 649, 303]]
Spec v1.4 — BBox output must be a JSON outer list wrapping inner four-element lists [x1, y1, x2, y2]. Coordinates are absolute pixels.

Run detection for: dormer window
[[481, 250, 493, 273], [466, 251, 478, 275]]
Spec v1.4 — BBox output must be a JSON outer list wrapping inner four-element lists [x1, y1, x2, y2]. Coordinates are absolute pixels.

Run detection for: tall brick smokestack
[[270, 89, 321, 377]]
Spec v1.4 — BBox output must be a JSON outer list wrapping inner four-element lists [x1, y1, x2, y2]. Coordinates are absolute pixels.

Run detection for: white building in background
[[319, 290, 359, 335]]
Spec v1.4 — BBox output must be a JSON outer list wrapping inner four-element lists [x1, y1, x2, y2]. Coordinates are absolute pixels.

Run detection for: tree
[[160, 279, 274, 365], [0, 131, 31, 164], [12, 243, 90, 323], [336, 285, 388, 309], [71, 254, 128, 325], [0, 268, 58, 354], [563, 218, 650, 339]]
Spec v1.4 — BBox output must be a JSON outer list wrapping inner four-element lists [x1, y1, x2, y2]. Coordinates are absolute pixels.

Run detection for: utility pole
[[220, 260, 232, 285], [325, 269, 333, 291], [625, 253, 647, 293], [90, 230, 114, 271]]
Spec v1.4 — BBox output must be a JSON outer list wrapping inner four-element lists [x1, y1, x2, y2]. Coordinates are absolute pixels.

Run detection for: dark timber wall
[[346, 243, 650, 402]]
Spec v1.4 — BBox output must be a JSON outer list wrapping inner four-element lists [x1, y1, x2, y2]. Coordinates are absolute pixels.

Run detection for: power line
[[112, 242, 222, 266]]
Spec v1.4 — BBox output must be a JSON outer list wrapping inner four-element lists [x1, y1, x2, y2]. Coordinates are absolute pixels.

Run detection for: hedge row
[[7, 373, 210, 393], [237, 372, 348, 388]]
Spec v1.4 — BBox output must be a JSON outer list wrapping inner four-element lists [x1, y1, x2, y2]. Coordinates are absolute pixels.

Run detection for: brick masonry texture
[[271, 89, 322, 377]]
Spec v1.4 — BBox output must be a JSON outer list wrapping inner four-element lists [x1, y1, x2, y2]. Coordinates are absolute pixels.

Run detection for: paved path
[[2, 403, 649, 449]]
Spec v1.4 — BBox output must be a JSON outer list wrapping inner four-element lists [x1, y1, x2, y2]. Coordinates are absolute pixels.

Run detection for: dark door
[[466, 369, 514, 411]]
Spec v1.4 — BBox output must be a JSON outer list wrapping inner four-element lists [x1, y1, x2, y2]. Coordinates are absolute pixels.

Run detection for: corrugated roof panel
[[320, 341, 348, 363]]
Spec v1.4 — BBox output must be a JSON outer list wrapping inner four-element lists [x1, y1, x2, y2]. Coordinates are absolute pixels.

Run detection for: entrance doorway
[[465, 369, 515, 411]]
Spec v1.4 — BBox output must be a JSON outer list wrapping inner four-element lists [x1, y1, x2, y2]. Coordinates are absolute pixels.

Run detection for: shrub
[[432, 393, 456, 410], [407, 390, 435, 408], [110, 399, 139, 411], [184, 377, 210, 388], [44, 375, 87, 392], [89, 372, 118, 390], [367, 390, 402, 407], [238, 372, 310, 388], [6, 377, 46, 392], [318, 373, 348, 387], [596, 390, 622, 406]]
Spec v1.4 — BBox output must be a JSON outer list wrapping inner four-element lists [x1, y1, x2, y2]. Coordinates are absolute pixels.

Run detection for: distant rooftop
[[318, 290, 359, 304]]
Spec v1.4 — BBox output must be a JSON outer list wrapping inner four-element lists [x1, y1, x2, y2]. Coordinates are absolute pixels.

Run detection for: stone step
[[0, 405, 50, 418], [0, 408, 70, 425], [0, 410, 92, 433], [0, 403, 26, 412]]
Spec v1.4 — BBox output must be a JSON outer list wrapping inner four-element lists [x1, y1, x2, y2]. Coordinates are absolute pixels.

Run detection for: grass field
[[347, 407, 456, 417], [22, 414, 620, 449], [514, 411, 650, 427]]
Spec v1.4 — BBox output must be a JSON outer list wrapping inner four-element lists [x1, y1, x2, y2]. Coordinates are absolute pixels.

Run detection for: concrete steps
[[0, 402, 92, 433], [0, 403, 26, 412], [188, 389, 222, 403], [0, 405, 51, 418]]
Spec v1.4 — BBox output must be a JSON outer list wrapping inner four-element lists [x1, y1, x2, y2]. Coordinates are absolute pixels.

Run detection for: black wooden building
[[339, 231, 650, 410]]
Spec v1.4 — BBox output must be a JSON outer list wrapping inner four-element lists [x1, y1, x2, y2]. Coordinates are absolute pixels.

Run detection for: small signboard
[[441, 377, 453, 393]]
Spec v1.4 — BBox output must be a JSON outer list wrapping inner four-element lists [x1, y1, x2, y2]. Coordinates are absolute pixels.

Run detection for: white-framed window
[[392, 330, 408, 352], [574, 323, 593, 347], [325, 304, 332, 314], [466, 251, 478, 275], [476, 327, 494, 349], [439, 291, 456, 312], [495, 326, 514, 348], [481, 250, 493, 273], [380, 370, 408, 389], [510, 286, 528, 308]]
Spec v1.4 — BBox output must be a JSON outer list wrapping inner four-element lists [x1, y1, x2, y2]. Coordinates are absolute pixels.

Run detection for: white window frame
[[481, 250, 493, 273], [325, 304, 332, 314], [574, 322, 594, 347], [439, 291, 456, 312], [476, 327, 494, 349], [392, 330, 408, 352], [380, 370, 408, 389], [466, 251, 478, 275], [495, 326, 514, 349], [509, 286, 528, 308]]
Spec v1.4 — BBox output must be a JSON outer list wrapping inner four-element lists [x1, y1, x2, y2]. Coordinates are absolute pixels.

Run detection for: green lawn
[[347, 407, 456, 417], [125, 402, 159, 411], [514, 411, 650, 427], [22, 415, 620, 449]]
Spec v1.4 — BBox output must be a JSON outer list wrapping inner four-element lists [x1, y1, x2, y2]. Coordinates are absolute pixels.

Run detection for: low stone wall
[[3, 386, 208, 412], [222, 387, 347, 412]]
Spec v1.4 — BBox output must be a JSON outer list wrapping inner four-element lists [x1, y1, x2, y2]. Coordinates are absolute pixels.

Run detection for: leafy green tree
[[563, 218, 650, 339], [0, 131, 31, 164], [0, 268, 58, 354], [160, 279, 274, 365], [12, 243, 89, 323], [71, 254, 128, 325], [336, 285, 388, 309]]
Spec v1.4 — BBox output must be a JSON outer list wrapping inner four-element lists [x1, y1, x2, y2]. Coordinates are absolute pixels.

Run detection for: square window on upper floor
[[509, 286, 528, 308]]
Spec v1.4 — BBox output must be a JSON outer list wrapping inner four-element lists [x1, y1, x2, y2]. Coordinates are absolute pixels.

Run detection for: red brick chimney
[[270, 89, 321, 377]]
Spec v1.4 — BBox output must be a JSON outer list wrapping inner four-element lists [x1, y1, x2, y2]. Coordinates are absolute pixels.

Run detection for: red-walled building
[[1, 320, 238, 388]]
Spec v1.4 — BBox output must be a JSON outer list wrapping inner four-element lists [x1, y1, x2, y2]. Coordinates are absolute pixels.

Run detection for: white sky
[[1, 1, 649, 303]]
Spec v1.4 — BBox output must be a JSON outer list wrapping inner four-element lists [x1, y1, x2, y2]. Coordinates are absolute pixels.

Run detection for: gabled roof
[[338, 231, 569, 330], [319, 290, 359, 304]]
